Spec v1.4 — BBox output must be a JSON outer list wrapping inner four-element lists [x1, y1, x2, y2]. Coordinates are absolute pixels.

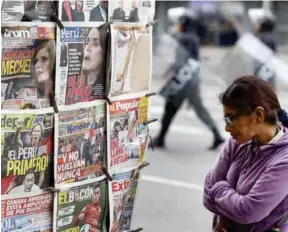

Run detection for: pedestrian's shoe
[[149, 137, 165, 149], [208, 137, 225, 150]]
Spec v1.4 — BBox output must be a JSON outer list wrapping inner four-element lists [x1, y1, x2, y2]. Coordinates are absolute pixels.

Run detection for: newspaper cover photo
[[1, 108, 54, 195], [109, 0, 155, 23], [108, 96, 149, 173], [109, 25, 152, 97], [109, 169, 140, 232], [1, 0, 58, 22], [1, 22, 56, 109], [55, 101, 106, 187], [54, 180, 107, 232], [55, 24, 108, 106], [59, 0, 108, 22], [1, 192, 53, 232]]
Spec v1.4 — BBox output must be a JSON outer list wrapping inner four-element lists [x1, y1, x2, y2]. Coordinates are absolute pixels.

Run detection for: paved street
[[130, 47, 288, 232]]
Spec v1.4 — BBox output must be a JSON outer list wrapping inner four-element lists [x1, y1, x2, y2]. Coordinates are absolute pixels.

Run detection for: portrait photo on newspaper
[[108, 97, 149, 173], [54, 179, 107, 232], [55, 101, 106, 187], [1, 108, 54, 195], [1, 23, 56, 109], [59, 0, 108, 22], [109, 25, 152, 97], [56, 24, 108, 106], [1, 192, 53, 232], [109, 168, 140, 232], [109, 0, 155, 23]]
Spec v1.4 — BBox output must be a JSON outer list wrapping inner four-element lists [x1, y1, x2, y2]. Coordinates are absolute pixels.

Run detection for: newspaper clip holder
[[101, 166, 113, 181], [126, 228, 143, 232], [146, 20, 159, 28], [51, 93, 59, 113], [103, 95, 112, 105], [145, 92, 156, 98], [44, 187, 60, 193], [143, 118, 158, 126], [51, 15, 64, 29], [138, 161, 149, 170]]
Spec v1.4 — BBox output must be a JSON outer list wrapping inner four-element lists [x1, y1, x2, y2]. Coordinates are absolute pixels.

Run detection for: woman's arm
[[203, 138, 234, 213], [209, 160, 288, 224]]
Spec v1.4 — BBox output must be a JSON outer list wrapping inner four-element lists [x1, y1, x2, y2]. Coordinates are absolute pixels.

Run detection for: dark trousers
[[158, 78, 217, 141]]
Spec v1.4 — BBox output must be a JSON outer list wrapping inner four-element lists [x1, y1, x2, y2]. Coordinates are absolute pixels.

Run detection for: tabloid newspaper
[[109, 25, 152, 97], [109, 169, 140, 232], [108, 0, 155, 23], [55, 101, 107, 188], [55, 23, 108, 106], [108, 96, 149, 174], [1, 0, 58, 22], [1, 192, 53, 232], [1, 22, 56, 109], [59, 0, 108, 23], [1, 108, 54, 195], [54, 179, 107, 232]]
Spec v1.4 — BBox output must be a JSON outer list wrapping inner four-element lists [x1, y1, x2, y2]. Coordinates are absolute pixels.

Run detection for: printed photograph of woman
[[82, 27, 107, 98]]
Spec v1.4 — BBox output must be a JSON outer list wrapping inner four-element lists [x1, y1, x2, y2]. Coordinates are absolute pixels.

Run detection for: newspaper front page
[[55, 101, 107, 188], [108, 96, 149, 174], [109, 169, 140, 232], [59, 0, 108, 23], [1, 22, 56, 109], [1, 108, 54, 195], [1, 192, 53, 232], [109, 25, 152, 97], [54, 179, 107, 232], [55, 23, 108, 106], [108, 0, 155, 23]]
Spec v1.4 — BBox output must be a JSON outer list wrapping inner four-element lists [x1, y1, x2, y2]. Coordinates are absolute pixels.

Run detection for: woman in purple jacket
[[203, 76, 288, 232]]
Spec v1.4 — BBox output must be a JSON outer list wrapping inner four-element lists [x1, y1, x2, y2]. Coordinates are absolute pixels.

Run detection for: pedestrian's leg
[[187, 85, 224, 150], [154, 96, 184, 148]]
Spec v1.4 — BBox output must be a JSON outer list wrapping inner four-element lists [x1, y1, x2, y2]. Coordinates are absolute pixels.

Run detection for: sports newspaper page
[[1, 108, 54, 195], [55, 23, 108, 106], [108, 96, 149, 174], [109, 169, 140, 232], [59, 0, 108, 23], [2, 192, 53, 232], [1, 22, 56, 109], [109, 25, 152, 97], [54, 179, 107, 232], [55, 101, 107, 188]]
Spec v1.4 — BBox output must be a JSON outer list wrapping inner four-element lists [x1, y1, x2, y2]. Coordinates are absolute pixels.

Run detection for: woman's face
[[224, 106, 258, 144], [76, 0, 83, 10], [82, 28, 103, 73], [35, 47, 51, 82]]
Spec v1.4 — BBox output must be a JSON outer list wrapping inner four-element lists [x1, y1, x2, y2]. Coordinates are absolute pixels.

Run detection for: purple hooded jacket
[[203, 128, 288, 232]]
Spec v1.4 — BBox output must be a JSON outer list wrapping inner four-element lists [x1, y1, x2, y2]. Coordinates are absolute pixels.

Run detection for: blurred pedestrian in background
[[204, 76, 288, 232], [153, 11, 225, 150]]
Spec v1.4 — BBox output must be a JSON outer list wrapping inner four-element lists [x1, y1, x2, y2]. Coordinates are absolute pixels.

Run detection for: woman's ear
[[255, 106, 265, 124]]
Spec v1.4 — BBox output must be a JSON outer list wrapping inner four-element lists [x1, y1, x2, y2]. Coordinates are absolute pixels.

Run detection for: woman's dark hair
[[220, 75, 288, 127], [258, 18, 276, 33]]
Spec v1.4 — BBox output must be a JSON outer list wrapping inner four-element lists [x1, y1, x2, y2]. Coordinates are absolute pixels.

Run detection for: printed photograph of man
[[60, 43, 68, 67], [8, 169, 41, 194], [89, 0, 108, 22], [82, 27, 107, 98], [112, 0, 125, 21], [72, 185, 102, 232], [128, 0, 139, 22]]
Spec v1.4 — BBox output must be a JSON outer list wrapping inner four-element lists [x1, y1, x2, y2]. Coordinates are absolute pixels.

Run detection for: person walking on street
[[153, 13, 225, 150], [203, 76, 288, 232]]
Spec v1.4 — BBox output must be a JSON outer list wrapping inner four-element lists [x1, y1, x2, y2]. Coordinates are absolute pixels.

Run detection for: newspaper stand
[[1, 1, 156, 231]]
